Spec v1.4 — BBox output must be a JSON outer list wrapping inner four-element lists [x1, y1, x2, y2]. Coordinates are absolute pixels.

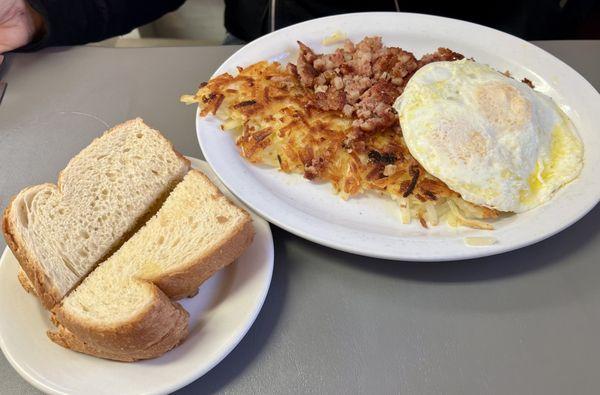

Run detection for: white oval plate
[[0, 158, 274, 395], [196, 12, 600, 261]]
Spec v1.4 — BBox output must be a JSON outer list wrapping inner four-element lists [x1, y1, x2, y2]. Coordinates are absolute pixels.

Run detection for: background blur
[[95, 0, 226, 47], [93, 0, 600, 48]]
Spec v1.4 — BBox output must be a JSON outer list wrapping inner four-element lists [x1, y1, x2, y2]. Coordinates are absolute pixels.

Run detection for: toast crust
[[51, 284, 189, 361], [56, 118, 191, 187], [17, 269, 36, 295], [49, 300, 188, 362], [2, 118, 190, 309], [3, 190, 63, 308]]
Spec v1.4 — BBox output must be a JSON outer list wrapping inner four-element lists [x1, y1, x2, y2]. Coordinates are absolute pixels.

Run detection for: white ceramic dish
[[0, 158, 274, 395], [196, 12, 600, 261]]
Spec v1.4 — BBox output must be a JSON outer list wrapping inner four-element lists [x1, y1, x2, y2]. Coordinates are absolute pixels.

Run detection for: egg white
[[395, 59, 583, 213]]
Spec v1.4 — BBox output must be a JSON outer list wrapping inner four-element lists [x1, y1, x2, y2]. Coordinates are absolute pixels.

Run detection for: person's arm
[[1, 0, 185, 53]]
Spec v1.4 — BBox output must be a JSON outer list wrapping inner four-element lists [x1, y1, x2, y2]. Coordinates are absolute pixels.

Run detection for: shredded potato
[[447, 199, 494, 230], [183, 61, 501, 229]]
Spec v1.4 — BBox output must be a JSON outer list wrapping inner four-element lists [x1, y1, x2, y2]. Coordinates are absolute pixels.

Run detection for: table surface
[[1, 41, 599, 395]]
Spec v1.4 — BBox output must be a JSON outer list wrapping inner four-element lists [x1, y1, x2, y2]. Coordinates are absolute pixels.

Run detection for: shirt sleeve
[[19, 0, 186, 51]]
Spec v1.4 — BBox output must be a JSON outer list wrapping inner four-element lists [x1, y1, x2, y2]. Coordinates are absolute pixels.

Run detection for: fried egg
[[394, 59, 583, 213]]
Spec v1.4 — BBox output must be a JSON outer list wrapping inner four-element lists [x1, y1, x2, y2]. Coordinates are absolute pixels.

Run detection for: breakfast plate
[[195, 12, 600, 261], [0, 158, 274, 395]]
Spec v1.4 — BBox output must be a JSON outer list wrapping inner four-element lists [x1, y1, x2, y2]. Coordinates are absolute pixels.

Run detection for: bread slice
[[49, 170, 255, 361], [3, 118, 190, 309]]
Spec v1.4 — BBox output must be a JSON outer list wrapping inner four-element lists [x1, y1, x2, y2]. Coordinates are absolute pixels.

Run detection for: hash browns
[[182, 60, 500, 229]]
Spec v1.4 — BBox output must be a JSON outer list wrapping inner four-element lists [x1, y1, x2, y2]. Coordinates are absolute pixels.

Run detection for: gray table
[[1, 41, 599, 395]]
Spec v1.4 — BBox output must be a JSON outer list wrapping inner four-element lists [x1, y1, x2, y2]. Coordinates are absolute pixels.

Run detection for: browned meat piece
[[358, 36, 384, 51], [297, 41, 319, 86], [418, 47, 464, 67], [350, 36, 383, 76], [343, 75, 372, 105], [297, 40, 317, 62], [315, 88, 346, 111], [352, 81, 400, 131], [286, 63, 299, 79], [521, 77, 535, 88], [304, 156, 326, 180], [294, 38, 463, 140], [313, 49, 345, 72], [503, 71, 535, 89], [373, 47, 419, 86]]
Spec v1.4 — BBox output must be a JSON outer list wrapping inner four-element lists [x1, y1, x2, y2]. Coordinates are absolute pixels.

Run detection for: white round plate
[[196, 12, 600, 261], [0, 158, 274, 395]]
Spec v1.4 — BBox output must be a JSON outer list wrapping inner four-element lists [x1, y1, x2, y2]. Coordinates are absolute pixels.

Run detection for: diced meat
[[343, 75, 372, 105], [294, 39, 463, 142], [373, 47, 418, 86], [313, 50, 345, 72], [286, 63, 299, 79], [297, 41, 319, 86], [304, 156, 327, 180], [315, 88, 346, 111], [342, 104, 354, 117], [521, 77, 535, 88], [352, 81, 400, 131], [418, 47, 464, 67]]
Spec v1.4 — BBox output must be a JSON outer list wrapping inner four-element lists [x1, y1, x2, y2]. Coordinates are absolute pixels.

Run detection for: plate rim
[[0, 158, 274, 395], [195, 11, 600, 261]]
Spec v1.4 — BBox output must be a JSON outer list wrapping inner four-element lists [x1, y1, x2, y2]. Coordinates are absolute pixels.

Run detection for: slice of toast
[[49, 170, 255, 361], [3, 118, 190, 308]]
